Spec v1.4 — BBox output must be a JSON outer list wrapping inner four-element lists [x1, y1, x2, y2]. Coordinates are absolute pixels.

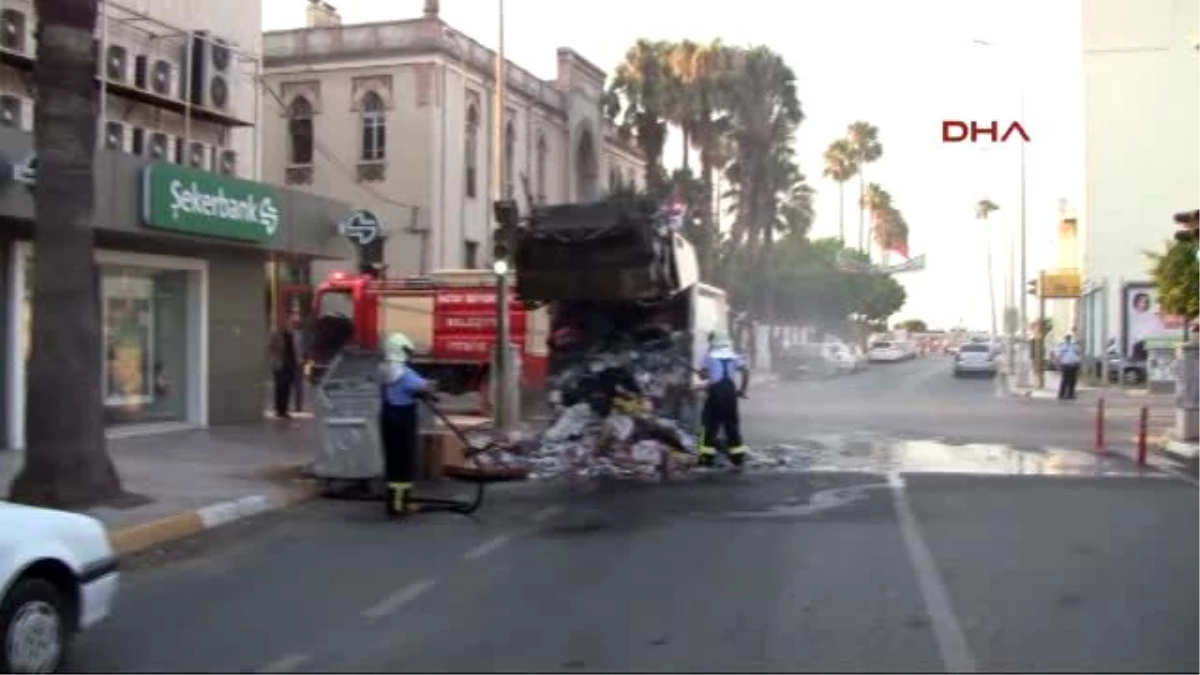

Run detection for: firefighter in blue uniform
[[378, 332, 435, 517], [698, 331, 749, 468]]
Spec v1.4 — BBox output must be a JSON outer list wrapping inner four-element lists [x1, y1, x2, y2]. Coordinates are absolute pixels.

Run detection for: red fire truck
[[309, 269, 550, 402]]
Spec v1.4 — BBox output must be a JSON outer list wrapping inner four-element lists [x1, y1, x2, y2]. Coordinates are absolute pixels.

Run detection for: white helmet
[[383, 332, 415, 363]]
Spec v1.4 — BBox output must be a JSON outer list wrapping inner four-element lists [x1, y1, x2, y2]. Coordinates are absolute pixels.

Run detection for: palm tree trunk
[[837, 181, 845, 244], [10, 0, 123, 508], [700, 150, 715, 278], [681, 128, 690, 172], [984, 217, 998, 337], [857, 169, 866, 256]]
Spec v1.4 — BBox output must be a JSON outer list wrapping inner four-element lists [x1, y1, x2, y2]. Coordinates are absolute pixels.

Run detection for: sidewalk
[[0, 419, 321, 556], [1006, 369, 1097, 400]]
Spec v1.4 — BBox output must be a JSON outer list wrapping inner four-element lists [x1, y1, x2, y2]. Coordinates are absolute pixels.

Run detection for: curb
[[106, 482, 320, 557]]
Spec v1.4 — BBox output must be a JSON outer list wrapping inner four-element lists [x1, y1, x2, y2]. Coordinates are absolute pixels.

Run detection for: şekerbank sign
[[141, 163, 280, 243]]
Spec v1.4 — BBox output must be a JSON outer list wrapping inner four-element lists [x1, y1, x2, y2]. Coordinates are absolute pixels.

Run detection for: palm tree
[[822, 138, 857, 244], [845, 121, 883, 255], [666, 39, 737, 279], [875, 207, 910, 266], [976, 199, 1001, 338], [10, 0, 123, 507], [604, 39, 674, 198]]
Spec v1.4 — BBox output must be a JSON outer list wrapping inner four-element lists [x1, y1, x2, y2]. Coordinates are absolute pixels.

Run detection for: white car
[[867, 341, 906, 363], [952, 342, 999, 377], [1, 502, 119, 673]]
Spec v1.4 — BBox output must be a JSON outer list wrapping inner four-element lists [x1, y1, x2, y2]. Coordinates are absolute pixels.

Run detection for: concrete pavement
[[62, 355, 1198, 673]]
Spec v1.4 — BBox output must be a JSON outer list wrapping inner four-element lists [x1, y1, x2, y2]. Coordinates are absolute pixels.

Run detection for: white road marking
[[462, 534, 512, 560], [888, 471, 978, 674], [361, 579, 437, 620], [530, 505, 563, 523], [257, 652, 310, 673]]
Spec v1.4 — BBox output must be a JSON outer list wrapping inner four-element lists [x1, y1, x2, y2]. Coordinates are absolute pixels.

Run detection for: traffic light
[[1026, 279, 1038, 297], [1173, 209, 1198, 242]]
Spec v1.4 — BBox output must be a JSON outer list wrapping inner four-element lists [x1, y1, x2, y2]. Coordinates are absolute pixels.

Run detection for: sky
[[262, 0, 1085, 332]]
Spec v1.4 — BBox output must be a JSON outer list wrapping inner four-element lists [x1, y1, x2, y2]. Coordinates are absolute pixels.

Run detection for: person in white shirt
[[1056, 333, 1083, 400]]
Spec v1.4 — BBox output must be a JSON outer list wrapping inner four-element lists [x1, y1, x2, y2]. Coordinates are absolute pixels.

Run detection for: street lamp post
[[973, 38, 1030, 386], [491, 0, 514, 432]]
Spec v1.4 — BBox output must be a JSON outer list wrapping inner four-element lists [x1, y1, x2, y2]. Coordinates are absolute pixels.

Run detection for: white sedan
[[1, 502, 119, 673], [867, 341, 907, 363]]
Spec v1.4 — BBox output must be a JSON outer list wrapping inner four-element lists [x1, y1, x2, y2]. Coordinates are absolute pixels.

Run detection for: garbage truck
[[510, 195, 730, 428]]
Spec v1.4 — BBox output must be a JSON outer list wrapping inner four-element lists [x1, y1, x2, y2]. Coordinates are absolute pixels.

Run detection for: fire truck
[[308, 269, 550, 403]]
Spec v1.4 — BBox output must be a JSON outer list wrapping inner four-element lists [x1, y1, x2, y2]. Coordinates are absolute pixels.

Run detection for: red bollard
[[1136, 405, 1149, 467], [1094, 396, 1106, 455]]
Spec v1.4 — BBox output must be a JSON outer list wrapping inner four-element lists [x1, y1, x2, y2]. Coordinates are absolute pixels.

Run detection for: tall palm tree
[[822, 138, 857, 244], [604, 39, 674, 197], [976, 199, 1001, 338], [10, 0, 123, 507], [845, 121, 883, 255], [666, 39, 737, 279]]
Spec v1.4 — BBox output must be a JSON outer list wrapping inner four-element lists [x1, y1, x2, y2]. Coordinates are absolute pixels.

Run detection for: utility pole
[[490, 0, 513, 432], [1016, 87, 1030, 387]]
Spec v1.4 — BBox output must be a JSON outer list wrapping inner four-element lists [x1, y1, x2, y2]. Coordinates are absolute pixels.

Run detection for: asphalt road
[[70, 356, 1198, 673]]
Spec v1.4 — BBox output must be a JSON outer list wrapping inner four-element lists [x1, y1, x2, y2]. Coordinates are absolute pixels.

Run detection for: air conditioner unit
[[104, 43, 132, 83], [102, 120, 132, 152], [150, 59, 178, 99], [146, 131, 175, 162], [181, 140, 211, 169], [214, 148, 237, 176], [0, 8, 30, 55], [188, 30, 233, 112], [0, 93, 33, 131]]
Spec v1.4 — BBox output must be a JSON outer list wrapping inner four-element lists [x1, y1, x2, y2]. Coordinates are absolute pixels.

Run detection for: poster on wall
[[1123, 283, 1185, 359], [103, 276, 156, 408]]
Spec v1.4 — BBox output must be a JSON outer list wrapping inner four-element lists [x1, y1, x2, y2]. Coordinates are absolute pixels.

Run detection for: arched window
[[503, 121, 516, 200], [535, 133, 547, 203], [360, 91, 386, 161], [465, 104, 479, 198], [287, 96, 313, 165]]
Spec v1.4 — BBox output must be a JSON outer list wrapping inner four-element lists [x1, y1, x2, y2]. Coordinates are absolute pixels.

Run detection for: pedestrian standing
[[378, 332, 435, 518], [268, 312, 302, 419], [1056, 333, 1083, 400], [698, 331, 750, 469]]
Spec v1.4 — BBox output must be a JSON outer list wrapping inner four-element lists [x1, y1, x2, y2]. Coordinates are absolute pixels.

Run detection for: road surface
[[71, 356, 1198, 673]]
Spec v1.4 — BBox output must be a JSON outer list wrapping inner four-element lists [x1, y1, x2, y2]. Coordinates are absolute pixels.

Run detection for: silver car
[[952, 343, 997, 377]]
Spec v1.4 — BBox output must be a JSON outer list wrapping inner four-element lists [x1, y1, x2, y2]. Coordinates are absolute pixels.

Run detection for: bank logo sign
[[142, 163, 280, 243]]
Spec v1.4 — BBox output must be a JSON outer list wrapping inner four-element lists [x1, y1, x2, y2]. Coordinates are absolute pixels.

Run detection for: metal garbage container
[[311, 347, 385, 495]]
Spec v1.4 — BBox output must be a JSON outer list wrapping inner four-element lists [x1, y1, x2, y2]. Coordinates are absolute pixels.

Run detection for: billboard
[[1122, 283, 1186, 358]]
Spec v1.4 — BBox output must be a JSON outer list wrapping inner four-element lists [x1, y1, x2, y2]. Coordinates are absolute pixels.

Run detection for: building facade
[[260, 0, 646, 279], [0, 0, 352, 450], [1078, 0, 1199, 358]]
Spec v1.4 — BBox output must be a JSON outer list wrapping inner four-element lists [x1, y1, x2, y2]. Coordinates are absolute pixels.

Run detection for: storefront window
[[23, 261, 193, 428]]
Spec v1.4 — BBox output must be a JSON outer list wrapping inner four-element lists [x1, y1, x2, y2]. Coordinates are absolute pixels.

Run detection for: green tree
[[822, 138, 857, 244], [604, 39, 674, 198], [10, 0, 124, 507], [845, 121, 883, 254], [1149, 239, 1200, 320], [897, 319, 928, 332]]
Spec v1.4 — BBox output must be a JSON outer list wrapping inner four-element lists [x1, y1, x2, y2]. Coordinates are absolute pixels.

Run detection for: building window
[[287, 96, 314, 165], [16, 248, 204, 445], [360, 91, 386, 162], [609, 167, 619, 193], [503, 121, 516, 200], [464, 240, 479, 269], [465, 104, 479, 198], [535, 133, 547, 203]]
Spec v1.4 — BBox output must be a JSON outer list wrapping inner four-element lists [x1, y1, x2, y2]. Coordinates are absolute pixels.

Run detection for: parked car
[[952, 342, 998, 377], [867, 341, 907, 363], [1, 502, 120, 673], [775, 343, 855, 380], [1106, 354, 1147, 385], [825, 342, 867, 374]]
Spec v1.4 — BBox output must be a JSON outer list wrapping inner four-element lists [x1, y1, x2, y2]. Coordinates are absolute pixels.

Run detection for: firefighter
[[378, 332, 435, 518], [698, 331, 749, 468]]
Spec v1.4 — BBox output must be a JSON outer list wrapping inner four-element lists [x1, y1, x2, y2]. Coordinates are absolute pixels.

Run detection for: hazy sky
[[263, 0, 1084, 331]]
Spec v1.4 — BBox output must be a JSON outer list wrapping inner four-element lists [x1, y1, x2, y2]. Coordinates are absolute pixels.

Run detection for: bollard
[[1136, 405, 1149, 467], [1094, 396, 1106, 455]]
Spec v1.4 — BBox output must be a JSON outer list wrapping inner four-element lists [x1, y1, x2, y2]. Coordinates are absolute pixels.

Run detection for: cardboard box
[[418, 430, 467, 480]]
